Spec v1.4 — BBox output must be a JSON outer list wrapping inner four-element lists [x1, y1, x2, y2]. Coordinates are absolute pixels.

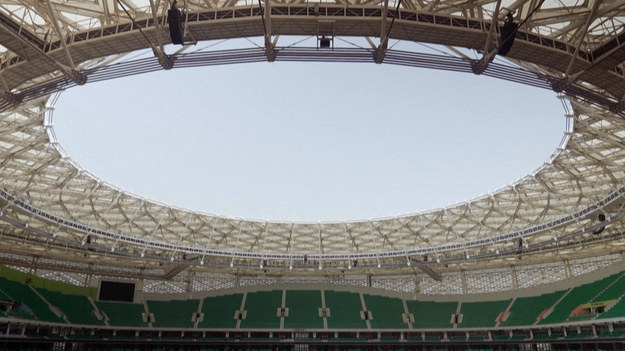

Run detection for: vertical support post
[[565, 0, 601, 80], [46, 0, 75, 69], [483, 0, 502, 56], [45, 0, 87, 84], [510, 265, 518, 289], [260, 0, 276, 61], [460, 270, 467, 294], [84, 272, 92, 287], [186, 270, 194, 293], [149, 0, 166, 53]]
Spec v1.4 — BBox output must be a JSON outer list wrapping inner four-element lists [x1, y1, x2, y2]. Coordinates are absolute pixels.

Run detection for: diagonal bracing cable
[[499, 0, 546, 53], [115, 0, 161, 55]]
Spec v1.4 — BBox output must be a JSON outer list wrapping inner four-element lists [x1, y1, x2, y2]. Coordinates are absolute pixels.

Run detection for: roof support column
[[510, 265, 518, 290], [185, 270, 194, 293], [564, 0, 601, 81], [0, 84, 19, 108], [460, 270, 467, 294], [45, 0, 87, 85], [84, 271, 92, 287], [563, 259, 571, 279], [149, 0, 175, 70], [374, 0, 390, 63], [472, 0, 502, 74], [149, 0, 167, 53], [0, 91, 23, 106], [374, 0, 401, 64], [115, 0, 174, 69], [260, 0, 276, 62], [317, 224, 323, 270]]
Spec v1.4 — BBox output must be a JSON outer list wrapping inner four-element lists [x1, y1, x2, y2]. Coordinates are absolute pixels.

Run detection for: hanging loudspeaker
[[498, 21, 517, 56], [168, 8, 184, 45]]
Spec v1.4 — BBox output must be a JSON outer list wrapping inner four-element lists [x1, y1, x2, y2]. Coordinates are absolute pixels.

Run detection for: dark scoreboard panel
[[98, 281, 135, 303]]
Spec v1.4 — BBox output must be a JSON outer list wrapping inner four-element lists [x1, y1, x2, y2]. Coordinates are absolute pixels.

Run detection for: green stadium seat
[[47, 332, 65, 340], [147, 299, 199, 328], [37, 288, 103, 325], [450, 335, 467, 341], [4, 272, 625, 336], [423, 336, 441, 342], [95, 301, 147, 327], [363, 294, 407, 329], [500, 290, 565, 326], [598, 330, 624, 338], [565, 332, 591, 339], [200, 336, 228, 342], [540, 274, 621, 325], [67, 333, 102, 340], [328, 336, 366, 342], [406, 300, 457, 328], [294, 336, 319, 342], [239, 290, 282, 329], [592, 273, 625, 302], [0, 278, 64, 323], [241, 336, 276, 342], [25, 330, 43, 338], [533, 333, 559, 340], [198, 293, 243, 329], [108, 334, 141, 341], [459, 300, 510, 328], [598, 297, 625, 320], [0, 288, 10, 300], [284, 290, 324, 329], [324, 290, 367, 329]]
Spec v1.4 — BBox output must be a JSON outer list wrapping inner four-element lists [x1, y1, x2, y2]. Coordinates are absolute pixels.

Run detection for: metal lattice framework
[[1, 0, 625, 291]]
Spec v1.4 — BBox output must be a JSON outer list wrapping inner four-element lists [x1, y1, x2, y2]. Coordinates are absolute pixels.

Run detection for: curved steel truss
[[1, 0, 625, 283]]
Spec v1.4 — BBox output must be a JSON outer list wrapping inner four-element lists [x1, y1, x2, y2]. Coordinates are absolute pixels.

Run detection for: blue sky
[[54, 51, 564, 221]]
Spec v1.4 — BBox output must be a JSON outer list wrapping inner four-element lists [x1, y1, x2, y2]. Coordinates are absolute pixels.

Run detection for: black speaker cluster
[[498, 13, 517, 56], [168, 5, 184, 45]]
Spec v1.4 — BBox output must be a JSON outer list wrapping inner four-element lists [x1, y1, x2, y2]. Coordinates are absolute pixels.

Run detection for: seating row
[[2, 272, 625, 329]]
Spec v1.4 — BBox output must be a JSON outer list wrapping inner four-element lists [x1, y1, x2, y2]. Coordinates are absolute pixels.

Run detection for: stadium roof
[[1, 0, 625, 285]]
